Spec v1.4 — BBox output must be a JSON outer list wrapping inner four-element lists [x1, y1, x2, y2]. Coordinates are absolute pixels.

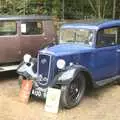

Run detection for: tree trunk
[[113, 0, 116, 19], [102, 0, 108, 18], [97, 0, 101, 19], [88, 0, 97, 16]]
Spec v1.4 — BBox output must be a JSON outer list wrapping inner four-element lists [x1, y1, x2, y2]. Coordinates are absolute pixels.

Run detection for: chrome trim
[[40, 49, 55, 55]]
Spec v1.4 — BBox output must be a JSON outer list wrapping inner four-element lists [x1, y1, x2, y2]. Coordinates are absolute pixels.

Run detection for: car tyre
[[60, 72, 86, 109]]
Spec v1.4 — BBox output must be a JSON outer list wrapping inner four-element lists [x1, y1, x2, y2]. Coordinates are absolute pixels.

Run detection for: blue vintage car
[[17, 20, 120, 109]]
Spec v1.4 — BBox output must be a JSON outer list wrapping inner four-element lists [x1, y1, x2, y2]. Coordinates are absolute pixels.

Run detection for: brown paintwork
[[0, 16, 56, 64]]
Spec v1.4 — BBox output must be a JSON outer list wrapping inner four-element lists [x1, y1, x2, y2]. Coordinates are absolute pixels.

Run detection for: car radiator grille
[[37, 54, 51, 86]]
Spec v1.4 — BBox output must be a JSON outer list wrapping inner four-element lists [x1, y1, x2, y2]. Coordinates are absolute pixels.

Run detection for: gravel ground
[[0, 71, 120, 120]]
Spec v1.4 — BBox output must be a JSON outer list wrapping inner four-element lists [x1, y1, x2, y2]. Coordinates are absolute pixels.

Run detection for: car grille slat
[[37, 54, 51, 86]]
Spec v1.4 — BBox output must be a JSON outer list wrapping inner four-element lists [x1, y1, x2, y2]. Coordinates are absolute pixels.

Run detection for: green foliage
[[0, 0, 119, 19]]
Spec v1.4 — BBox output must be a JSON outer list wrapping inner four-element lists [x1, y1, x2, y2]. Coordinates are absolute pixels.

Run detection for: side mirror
[[23, 54, 31, 63]]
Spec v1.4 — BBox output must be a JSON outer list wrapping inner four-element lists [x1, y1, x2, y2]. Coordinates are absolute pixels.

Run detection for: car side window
[[0, 21, 17, 36], [96, 27, 117, 47], [21, 21, 43, 35]]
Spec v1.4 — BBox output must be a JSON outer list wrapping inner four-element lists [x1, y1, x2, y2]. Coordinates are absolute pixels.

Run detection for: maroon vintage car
[[0, 15, 56, 72]]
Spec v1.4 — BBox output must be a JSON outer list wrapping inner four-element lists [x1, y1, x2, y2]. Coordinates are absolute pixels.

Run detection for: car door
[[93, 27, 117, 81], [0, 20, 20, 63], [19, 20, 49, 57], [116, 27, 120, 74]]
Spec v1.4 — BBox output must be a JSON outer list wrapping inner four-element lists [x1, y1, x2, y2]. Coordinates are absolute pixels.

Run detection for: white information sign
[[21, 24, 26, 33], [45, 87, 61, 113]]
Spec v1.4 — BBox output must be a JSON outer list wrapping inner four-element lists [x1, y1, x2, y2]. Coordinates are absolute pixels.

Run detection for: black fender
[[53, 65, 93, 86]]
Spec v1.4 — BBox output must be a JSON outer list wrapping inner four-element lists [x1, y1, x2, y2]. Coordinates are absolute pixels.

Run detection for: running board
[[0, 65, 19, 72], [95, 75, 120, 87]]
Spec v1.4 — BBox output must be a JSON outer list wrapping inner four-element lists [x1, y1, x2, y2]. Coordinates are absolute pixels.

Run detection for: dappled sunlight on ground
[[0, 72, 120, 120]]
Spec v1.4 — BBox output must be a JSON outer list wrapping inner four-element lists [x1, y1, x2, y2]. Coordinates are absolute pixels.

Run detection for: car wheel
[[60, 72, 86, 109]]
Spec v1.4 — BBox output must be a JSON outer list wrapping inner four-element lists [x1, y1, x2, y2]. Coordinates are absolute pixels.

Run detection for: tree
[[87, 0, 109, 19], [113, 0, 116, 19], [0, 0, 119, 19]]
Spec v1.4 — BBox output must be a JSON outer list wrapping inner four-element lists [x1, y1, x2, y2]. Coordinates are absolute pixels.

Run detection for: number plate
[[31, 87, 47, 98], [32, 89, 42, 97]]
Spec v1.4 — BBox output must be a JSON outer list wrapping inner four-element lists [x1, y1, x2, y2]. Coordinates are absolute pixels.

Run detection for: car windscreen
[[59, 28, 94, 45]]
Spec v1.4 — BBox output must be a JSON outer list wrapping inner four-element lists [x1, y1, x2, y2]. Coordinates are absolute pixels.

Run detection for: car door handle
[[116, 49, 120, 52]]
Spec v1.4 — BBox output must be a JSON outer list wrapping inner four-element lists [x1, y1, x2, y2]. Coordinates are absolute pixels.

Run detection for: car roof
[[61, 20, 120, 31], [0, 15, 52, 21]]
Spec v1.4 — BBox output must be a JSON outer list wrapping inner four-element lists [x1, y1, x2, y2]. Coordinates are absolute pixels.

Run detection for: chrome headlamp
[[23, 54, 31, 63], [56, 59, 66, 69]]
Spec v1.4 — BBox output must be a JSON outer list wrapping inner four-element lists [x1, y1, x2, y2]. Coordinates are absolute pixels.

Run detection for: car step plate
[[0, 65, 19, 72]]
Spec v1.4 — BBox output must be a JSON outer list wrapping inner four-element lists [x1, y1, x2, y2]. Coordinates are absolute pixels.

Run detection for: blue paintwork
[[37, 20, 120, 87], [47, 43, 94, 56], [61, 20, 120, 31]]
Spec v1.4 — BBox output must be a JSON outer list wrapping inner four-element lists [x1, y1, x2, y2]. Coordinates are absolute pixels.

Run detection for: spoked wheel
[[61, 73, 86, 109]]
